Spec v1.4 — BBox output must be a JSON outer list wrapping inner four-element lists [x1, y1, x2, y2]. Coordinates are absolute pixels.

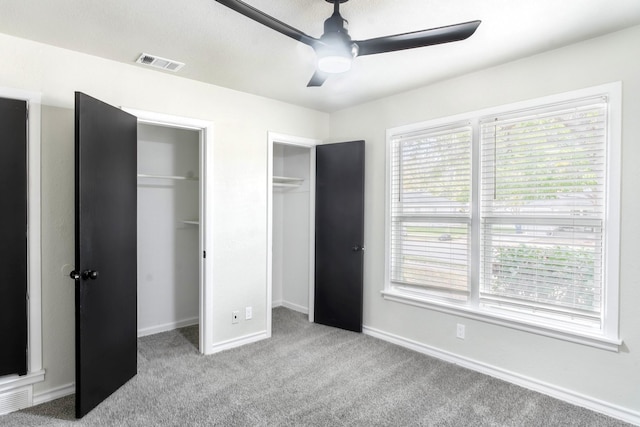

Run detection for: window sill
[[381, 289, 622, 352], [0, 369, 45, 393]]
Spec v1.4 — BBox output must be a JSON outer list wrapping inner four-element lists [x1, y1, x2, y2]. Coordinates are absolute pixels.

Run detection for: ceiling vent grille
[[136, 53, 185, 72]]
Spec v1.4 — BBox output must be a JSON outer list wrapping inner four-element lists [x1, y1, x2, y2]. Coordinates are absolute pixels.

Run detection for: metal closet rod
[[137, 173, 198, 181]]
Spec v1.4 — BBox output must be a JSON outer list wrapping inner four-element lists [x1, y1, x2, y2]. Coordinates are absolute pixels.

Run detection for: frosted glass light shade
[[318, 55, 352, 73]]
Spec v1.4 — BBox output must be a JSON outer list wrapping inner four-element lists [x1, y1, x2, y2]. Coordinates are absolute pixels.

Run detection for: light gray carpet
[[0, 307, 631, 426]]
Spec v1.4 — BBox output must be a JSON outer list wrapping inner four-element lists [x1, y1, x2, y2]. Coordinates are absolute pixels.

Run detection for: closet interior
[[137, 123, 200, 342], [272, 143, 313, 315]]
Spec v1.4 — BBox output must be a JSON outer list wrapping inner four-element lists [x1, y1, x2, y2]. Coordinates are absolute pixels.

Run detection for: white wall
[[329, 25, 640, 421], [0, 32, 330, 397], [272, 144, 311, 313], [281, 146, 311, 312], [137, 124, 200, 336]]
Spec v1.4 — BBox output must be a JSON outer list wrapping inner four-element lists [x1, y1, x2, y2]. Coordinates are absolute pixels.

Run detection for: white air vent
[[0, 386, 32, 415], [136, 53, 185, 72]]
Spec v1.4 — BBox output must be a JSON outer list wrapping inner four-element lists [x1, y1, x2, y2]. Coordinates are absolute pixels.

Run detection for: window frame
[[383, 82, 622, 351]]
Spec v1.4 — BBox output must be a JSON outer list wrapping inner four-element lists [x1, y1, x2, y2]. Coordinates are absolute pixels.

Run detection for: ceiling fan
[[214, 0, 481, 87]]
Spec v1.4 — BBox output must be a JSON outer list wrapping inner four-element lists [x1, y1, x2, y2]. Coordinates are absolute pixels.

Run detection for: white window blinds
[[479, 99, 607, 327], [389, 124, 472, 299], [385, 84, 620, 345]]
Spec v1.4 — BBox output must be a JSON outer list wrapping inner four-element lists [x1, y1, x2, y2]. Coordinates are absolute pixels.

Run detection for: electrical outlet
[[456, 323, 465, 339], [245, 306, 252, 320], [232, 311, 239, 324]]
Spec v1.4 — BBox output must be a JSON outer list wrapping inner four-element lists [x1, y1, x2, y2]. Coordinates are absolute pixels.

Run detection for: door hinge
[[26, 105, 29, 120], [203, 250, 206, 258]]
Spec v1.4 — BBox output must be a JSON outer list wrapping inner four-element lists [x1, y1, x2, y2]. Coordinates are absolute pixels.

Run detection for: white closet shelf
[[182, 220, 199, 225], [273, 176, 303, 188], [273, 175, 303, 182], [137, 173, 199, 181], [274, 182, 302, 188]]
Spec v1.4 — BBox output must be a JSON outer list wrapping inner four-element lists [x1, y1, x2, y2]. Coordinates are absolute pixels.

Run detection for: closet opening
[[137, 123, 199, 349], [267, 132, 320, 336], [124, 108, 214, 355]]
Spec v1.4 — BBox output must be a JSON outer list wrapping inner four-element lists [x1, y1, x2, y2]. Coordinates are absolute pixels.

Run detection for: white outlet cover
[[456, 324, 465, 339]]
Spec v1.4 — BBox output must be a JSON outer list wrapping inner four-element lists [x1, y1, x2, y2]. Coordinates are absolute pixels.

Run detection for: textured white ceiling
[[1, 0, 640, 112]]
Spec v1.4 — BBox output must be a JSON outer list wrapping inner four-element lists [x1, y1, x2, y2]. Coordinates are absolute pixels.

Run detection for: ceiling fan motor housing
[[320, 10, 358, 59], [323, 9, 349, 34]]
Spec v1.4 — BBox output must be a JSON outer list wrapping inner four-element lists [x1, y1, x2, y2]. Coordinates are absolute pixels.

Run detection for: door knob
[[71, 270, 99, 280], [82, 270, 99, 280], [352, 245, 365, 252]]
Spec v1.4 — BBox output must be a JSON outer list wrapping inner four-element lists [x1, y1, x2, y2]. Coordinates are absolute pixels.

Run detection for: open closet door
[[315, 140, 365, 332], [0, 97, 28, 377], [72, 92, 137, 418]]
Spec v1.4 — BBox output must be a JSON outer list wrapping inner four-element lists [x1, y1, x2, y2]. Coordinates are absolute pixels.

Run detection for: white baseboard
[[272, 299, 308, 314], [281, 300, 308, 314], [363, 325, 640, 426], [209, 331, 268, 354], [32, 383, 75, 406], [137, 316, 199, 337]]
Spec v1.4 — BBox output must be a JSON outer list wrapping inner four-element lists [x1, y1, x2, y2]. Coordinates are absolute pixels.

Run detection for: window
[[389, 124, 472, 301], [384, 84, 621, 349]]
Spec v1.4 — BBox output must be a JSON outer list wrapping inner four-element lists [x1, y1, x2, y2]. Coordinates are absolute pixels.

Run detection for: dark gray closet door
[[73, 92, 137, 418], [0, 97, 28, 377], [315, 140, 365, 332]]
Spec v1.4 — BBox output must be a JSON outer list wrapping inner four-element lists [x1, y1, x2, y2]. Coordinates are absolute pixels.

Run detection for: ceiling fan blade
[[215, 0, 319, 47], [307, 70, 329, 87], [355, 20, 481, 56]]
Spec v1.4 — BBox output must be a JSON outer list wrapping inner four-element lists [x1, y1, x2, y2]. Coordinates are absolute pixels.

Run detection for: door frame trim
[[122, 107, 215, 355], [267, 132, 320, 337], [0, 87, 43, 385]]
